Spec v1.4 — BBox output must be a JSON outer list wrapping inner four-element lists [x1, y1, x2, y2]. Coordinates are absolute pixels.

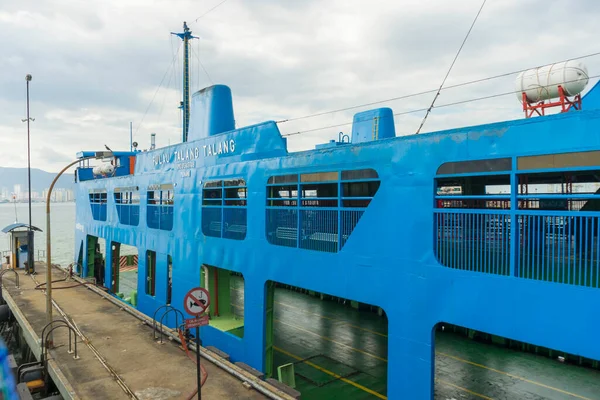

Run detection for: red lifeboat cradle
[[522, 85, 582, 118]]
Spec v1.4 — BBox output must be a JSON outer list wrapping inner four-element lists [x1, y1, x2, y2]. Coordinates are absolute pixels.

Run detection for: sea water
[[0, 202, 75, 267]]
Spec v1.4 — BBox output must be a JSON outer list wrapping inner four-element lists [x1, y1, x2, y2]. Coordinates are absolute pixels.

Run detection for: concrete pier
[[1, 263, 294, 400]]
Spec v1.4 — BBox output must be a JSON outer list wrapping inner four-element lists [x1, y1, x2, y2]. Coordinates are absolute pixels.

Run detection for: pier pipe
[[46, 152, 112, 345]]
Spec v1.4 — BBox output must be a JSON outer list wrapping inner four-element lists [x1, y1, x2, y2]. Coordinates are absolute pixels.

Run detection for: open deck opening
[[265, 281, 388, 399], [85, 235, 105, 286], [201, 265, 244, 338], [433, 322, 600, 399], [109, 242, 138, 306]]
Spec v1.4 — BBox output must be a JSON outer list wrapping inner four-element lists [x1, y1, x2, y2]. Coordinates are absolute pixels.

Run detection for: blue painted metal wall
[[73, 86, 600, 399]]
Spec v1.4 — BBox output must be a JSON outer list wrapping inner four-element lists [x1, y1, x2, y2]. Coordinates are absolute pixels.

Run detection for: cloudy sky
[[1, 0, 599, 171]]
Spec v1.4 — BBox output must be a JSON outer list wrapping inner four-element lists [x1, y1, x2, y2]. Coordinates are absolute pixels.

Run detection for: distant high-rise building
[[13, 184, 21, 200]]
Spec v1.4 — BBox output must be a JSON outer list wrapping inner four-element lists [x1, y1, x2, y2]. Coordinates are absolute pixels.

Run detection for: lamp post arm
[[45, 155, 98, 334]]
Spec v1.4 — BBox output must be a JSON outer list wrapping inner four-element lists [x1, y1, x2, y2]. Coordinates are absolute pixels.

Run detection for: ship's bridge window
[[114, 186, 140, 226], [147, 184, 174, 231], [89, 189, 108, 221], [202, 178, 247, 240], [266, 168, 380, 253]]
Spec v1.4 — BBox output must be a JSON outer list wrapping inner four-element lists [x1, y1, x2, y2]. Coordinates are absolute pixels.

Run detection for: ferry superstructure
[[71, 22, 600, 399]]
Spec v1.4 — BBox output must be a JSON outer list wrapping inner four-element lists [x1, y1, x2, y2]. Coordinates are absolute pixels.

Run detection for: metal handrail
[[158, 307, 184, 344], [152, 304, 173, 339], [43, 325, 79, 361], [0, 269, 19, 289], [152, 304, 184, 343], [40, 320, 79, 363], [16, 361, 45, 383]]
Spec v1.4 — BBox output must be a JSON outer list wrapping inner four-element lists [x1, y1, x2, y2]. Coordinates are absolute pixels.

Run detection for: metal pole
[[25, 74, 34, 275], [196, 326, 201, 399], [46, 156, 96, 345], [129, 121, 133, 152]]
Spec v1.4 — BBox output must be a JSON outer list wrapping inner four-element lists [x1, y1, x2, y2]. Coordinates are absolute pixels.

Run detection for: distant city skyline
[[0, 184, 74, 203]]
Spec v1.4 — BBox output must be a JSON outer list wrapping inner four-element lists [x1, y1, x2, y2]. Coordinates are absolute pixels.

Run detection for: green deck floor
[[230, 278, 600, 400]]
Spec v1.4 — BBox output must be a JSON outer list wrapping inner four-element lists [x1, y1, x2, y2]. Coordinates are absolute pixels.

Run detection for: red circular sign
[[184, 287, 211, 316]]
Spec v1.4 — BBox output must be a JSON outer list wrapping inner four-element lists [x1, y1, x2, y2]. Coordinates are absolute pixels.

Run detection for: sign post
[[184, 287, 211, 400]]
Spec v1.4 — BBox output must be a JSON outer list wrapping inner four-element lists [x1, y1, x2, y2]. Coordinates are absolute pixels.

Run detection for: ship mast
[[171, 21, 197, 142]]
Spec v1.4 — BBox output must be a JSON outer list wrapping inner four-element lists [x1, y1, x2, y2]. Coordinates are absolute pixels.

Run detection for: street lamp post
[[45, 152, 112, 344], [25, 74, 34, 275]]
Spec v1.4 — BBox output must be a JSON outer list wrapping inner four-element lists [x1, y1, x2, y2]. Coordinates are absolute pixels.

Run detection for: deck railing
[[517, 211, 599, 288], [435, 209, 600, 289], [434, 210, 511, 276]]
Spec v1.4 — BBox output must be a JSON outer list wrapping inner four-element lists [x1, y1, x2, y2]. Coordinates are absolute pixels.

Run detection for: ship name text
[[153, 139, 237, 167]]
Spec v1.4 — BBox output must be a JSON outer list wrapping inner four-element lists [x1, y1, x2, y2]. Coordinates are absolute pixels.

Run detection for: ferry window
[[515, 168, 600, 289], [89, 189, 108, 221], [435, 175, 511, 209], [517, 150, 600, 171], [434, 171, 511, 276], [146, 250, 156, 297], [266, 168, 380, 252], [202, 179, 247, 240], [147, 184, 174, 231], [436, 158, 511, 175], [114, 187, 140, 226], [516, 169, 600, 211]]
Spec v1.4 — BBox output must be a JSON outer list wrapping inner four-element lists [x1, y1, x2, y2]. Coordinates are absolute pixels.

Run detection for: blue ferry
[[71, 23, 600, 400]]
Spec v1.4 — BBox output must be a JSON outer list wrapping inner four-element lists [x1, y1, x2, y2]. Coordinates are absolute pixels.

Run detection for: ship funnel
[[150, 133, 156, 150], [187, 85, 235, 141], [351, 108, 396, 144]]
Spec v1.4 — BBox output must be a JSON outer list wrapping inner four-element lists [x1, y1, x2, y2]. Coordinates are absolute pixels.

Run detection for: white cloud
[[0, 0, 599, 171]]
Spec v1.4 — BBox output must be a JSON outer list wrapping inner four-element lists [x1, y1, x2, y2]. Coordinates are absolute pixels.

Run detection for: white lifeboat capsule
[[101, 164, 115, 175], [515, 60, 589, 103]]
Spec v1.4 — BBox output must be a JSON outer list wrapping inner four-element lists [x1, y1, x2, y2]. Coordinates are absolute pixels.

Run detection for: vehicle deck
[[0, 263, 281, 400], [227, 277, 600, 400]]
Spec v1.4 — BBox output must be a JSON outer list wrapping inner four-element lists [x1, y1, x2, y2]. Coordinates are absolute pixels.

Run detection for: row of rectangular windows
[[88, 169, 380, 253]]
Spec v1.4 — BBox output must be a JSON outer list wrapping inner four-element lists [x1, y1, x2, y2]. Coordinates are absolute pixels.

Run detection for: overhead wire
[[276, 51, 600, 125], [415, 0, 486, 134], [281, 73, 600, 137], [191, 44, 214, 85], [133, 42, 181, 139], [191, 0, 230, 24]]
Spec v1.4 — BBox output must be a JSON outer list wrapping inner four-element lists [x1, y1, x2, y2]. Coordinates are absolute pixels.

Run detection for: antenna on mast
[[171, 21, 197, 143]]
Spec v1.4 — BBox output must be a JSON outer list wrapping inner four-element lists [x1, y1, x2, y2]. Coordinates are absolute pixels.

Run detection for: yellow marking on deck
[[344, 323, 388, 337], [275, 319, 387, 362], [279, 315, 589, 399], [436, 379, 493, 400], [274, 346, 387, 399], [439, 352, 593, 400], [239, 287, 590, 399]]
